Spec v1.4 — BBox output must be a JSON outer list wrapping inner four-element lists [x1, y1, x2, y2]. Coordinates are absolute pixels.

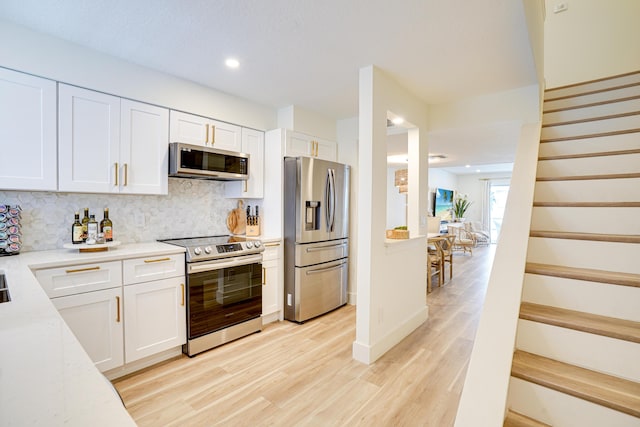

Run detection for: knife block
[[246, 220, 260, 237]]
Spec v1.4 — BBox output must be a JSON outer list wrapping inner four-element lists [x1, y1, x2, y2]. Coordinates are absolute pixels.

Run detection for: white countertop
[[0, 242, 186, 427]]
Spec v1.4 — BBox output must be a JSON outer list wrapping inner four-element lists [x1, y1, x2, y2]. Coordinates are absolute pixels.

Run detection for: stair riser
[[538, 131, 640, 158], [533, 178, 640, 203], [526, 237, 640, 275], [544, 97, 640, 124], [523, 274, 640, 321], [544, 84, 640, 112], [545, 73, 640, 100], [537, 152, 640, 178], [508, 377, 640, 427], [516, 320, 640, 382], [541, 115, 640, 140], [530, 206, 640, 235]]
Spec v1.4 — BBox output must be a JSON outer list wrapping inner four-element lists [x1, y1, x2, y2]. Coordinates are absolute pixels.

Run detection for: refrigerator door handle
[[328, 168, 336, 232], [305, 262, 345, 275], [325, 169, 332, 232], [305, 241, 347, 252]]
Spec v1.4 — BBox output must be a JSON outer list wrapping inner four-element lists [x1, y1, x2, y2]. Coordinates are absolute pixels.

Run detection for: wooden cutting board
[[226, 200, 246, 235]]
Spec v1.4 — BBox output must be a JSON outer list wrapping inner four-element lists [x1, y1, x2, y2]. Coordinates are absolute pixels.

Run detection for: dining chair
[[447, 225, 475, 255], [427, 246, 443, 292], [435, 234, 455, 282]]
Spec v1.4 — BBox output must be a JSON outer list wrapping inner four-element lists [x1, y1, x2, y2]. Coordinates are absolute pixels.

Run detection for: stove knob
[[246, 241, 254, 249], [193, 247, 202, 256], [204, 246, 212, 254], [254, 240, 262, 248]]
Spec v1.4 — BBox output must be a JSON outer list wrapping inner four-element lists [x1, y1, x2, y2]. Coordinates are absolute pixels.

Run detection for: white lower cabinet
[[262, 242, 283, 324], [52, 287, 124, 372], [123, 277, 186, 363]]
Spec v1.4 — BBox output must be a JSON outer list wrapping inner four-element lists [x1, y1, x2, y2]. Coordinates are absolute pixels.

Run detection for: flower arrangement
[[453, 193, 472, 220]]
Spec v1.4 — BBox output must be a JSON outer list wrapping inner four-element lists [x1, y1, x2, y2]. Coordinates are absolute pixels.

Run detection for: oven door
[[186, 254, 262, 340]]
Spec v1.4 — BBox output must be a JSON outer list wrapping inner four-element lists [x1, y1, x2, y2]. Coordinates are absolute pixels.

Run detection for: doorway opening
[[489, 183, 509, 243]]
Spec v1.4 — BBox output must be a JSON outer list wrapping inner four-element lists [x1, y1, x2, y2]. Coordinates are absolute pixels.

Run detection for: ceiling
[[0, 0, 538, 173]]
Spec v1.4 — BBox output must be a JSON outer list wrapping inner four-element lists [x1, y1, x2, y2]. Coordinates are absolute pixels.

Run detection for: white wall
[[386, 166, 407, 229], [0, 19, 276, 130], [544, 0, 640, 89], [354, 65, 429, 364], [278, 105, 337, 141]]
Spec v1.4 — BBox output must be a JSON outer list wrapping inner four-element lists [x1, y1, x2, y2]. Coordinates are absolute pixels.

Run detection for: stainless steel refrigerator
[[283, 156, 350, 322]]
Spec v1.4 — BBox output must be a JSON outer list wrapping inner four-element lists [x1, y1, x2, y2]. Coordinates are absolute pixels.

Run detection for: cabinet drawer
[[123, 253, 185, 285], [36, 261, 122, 298], [262, 242, 282, 262]]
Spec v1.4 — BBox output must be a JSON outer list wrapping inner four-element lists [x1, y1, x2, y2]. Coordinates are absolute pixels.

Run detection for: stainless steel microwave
[[169, 142, 249, 181]]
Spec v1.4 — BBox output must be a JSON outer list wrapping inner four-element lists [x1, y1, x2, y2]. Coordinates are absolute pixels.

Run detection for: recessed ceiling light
[[391, 117, 404, 125], [465, 164, 471, 168], [225, 58, 240, 69], [476, 169, 481, 173]]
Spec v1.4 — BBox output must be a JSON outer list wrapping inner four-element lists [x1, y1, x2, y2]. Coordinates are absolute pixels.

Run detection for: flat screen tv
[[433, 187, 454, 219]]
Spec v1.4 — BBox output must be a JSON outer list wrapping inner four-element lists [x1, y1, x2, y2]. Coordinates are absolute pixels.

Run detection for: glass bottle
[[72, 212, 83, 244], [81, 208, 90, 242], [100, 208, 113, 242], [87, 214, 99, 242]]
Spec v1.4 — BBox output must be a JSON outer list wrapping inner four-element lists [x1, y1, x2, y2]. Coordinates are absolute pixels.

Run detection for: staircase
[[504, 71, 640, 426]]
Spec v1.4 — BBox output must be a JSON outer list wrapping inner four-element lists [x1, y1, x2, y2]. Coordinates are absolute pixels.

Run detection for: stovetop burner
[[160, 235, 263, 262]]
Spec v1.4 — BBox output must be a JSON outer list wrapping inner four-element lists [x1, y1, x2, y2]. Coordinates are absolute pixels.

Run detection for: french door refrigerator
[[283, 156, 350, 322]]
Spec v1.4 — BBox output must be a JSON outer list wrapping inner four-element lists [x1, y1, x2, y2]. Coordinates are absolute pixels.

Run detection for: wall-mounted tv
[[433, 187, 454, 219]]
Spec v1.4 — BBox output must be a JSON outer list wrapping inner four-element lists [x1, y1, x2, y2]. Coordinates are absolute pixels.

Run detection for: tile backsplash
[[0, 178, 242, 252]]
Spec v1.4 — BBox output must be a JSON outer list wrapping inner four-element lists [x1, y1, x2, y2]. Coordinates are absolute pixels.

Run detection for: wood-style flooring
[[113, 245, 495, 426]]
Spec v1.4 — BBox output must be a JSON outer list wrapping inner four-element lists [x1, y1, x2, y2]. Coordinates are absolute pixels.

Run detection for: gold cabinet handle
[[180, 283, 185, 306], [210, 125, 216, 145], [143, 257, 171, 263], [114, 162, 119, 186], [243, 180, 248, 192], [262, 267, 266, 285], [116, 296, 121, 322], [124, 163, 128, 186], [65, 266, 100, 274], [315, 141, 318, 156], [205, 124, 209, 145]]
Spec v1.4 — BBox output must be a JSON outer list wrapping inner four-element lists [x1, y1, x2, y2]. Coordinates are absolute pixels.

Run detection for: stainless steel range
[[160, 235, 264, 356]]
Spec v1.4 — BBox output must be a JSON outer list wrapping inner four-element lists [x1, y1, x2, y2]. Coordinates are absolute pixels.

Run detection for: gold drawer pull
[[116, 296, 121, 322], [65, 266, 100, 274], [114, 162, 119, 186], [263, 242, 281, 247], [180, 283, 185, 306], [205, 124, 210, 145], [144, 257, 171, 263], [262, 267, 266, 285]]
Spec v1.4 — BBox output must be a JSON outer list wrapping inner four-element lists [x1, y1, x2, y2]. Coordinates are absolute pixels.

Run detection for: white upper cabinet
[[225, 128, 265, 198], [284, 131, 337, 161], [0, 68, 57, 191], [169, 110, 241, 152], [120, 99, 169, 195], [58, 84, 168, 194]]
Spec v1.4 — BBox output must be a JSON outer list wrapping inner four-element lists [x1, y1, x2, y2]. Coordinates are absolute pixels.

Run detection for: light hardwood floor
[[113, 245, 496, 426]]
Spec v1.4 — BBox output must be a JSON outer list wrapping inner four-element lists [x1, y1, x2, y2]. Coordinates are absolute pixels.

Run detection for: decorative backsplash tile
[[0, 179, 239, 252]]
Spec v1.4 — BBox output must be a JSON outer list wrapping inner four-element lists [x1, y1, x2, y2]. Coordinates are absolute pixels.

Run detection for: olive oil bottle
[[100, 208, 113, 242]]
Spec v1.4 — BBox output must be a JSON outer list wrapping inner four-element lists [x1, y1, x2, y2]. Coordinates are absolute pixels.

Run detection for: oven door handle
[[187, 254, 263, 273]]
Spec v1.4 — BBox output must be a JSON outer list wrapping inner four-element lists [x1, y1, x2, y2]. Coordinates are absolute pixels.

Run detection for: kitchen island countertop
[[0, 242, 186, 427]]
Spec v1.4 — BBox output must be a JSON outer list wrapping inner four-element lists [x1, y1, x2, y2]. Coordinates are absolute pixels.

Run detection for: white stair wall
[[544, 84, 640, 112], [544, 72, 640, 100], [543, 97, 640, 124], [539, 131, 640, 158], [530, 206, 640, 235], [522, 274, 640, 322], [516, 319, 640, 382], [533, 177, 640, 203], [507, 377, 640, 427], [537, 152, 640, 177], [526, 238, 639, 274]]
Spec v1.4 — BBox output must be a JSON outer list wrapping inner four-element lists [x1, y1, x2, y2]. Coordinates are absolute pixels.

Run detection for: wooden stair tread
[[545, 70, 640, 94], [529, 230, 640, 244], [520, 302, 640, 343], [536, 172, 640, 181], [511, 350, 640, 418], [542, 110, 640, 128], [525, 262, 640, 288], [504, 410, 551, 427], [538, 148, 640, 161], [544, 82, 640, 102], [540, 128, 640, 143], [544, 94, 640, 114], [533, 201, 640, 208]]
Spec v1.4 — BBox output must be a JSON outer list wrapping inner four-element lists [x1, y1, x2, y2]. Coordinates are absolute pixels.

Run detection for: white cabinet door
[[123, 277, 186, 363], [261, 242, 283, 323], [36, 260, 123, 299], [211, 120, 242, 152], [314, 137, 337, 161], [122, 253, 185, 285], [58, 84, 120, 193], [120, 99, 169, 195], [0, 68, 57, 191], [52, 287, 124, 372], [169, 110, 211, 147], [285, 132, 313, 157], [225, 128, 264, 198]]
